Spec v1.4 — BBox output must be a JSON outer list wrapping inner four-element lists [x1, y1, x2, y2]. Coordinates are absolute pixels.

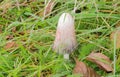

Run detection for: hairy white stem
[[64, 54, 69, 60]]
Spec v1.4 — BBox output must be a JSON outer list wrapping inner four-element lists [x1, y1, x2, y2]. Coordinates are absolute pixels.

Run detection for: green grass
[[0, 0, 120, 77]]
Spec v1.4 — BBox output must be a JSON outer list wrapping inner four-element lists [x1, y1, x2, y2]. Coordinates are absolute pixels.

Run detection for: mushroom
[[53, 13, 77, 59]]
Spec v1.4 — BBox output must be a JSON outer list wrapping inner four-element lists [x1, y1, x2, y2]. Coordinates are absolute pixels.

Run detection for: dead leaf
[[115, 21, 120, 28], [6, 35, 14, 40], [12, 27, 16, 32], [43, 0, 55, 18], [86, 52, 113, 73], [110, 30, 120, 49], [5, 41, 18, 49], [0, 29, 2, 34], [18, 30, 30, 35], [0, 0, 12, 15], [73, 59, 100, 77], [0, 25, 2, 33], [40, 69, 52, 77]]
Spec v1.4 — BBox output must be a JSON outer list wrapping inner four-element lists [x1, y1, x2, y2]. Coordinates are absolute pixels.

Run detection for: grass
[[0, 0, 120, 77]]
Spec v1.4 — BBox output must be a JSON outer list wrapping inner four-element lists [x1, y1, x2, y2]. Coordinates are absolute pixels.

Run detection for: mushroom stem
[[64, 54, 69, 60]]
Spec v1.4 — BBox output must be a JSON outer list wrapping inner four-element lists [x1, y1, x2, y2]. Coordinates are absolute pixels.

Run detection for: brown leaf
[[5, 41, 18, 49], [0, 0, 12, 15], [110, 30, 120, 49], [18, 30, 30, 35], [12, 27, 16, 32], [73, 59, 100, 77], [0, 25, 2, 33], [6, 35, 14, 40], [0, 29, 2, 34], [86, 52, 113, 73], [43, 0, 55, 18], [40, 69, 52, 77], [115, 21, 120, 28]]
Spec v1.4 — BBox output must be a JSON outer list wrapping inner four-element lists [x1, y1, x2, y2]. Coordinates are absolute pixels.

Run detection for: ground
[[0, 0, 120, 77]]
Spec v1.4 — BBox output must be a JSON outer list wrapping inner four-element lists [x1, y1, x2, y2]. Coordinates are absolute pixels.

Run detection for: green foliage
[[79, 43, 97, 59], [0, 0, 120, 77]]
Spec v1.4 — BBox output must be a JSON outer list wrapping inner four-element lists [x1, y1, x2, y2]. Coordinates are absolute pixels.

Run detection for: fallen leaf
[[40, 69, 52, 77], [6, 35, 14, 40], [86, 52, 113, 73], [43, 0, 55, 18], [12, 27, 16, 32], [110, 30, 120, 49], [115, 21, 120, 28], [0, 29, 2, 34], [73, 59, 100, 77], [18, 30, 30, 35], [5, 41, 18, 49], [0, 0, 12, 15], [0, 25, 2, 33]]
